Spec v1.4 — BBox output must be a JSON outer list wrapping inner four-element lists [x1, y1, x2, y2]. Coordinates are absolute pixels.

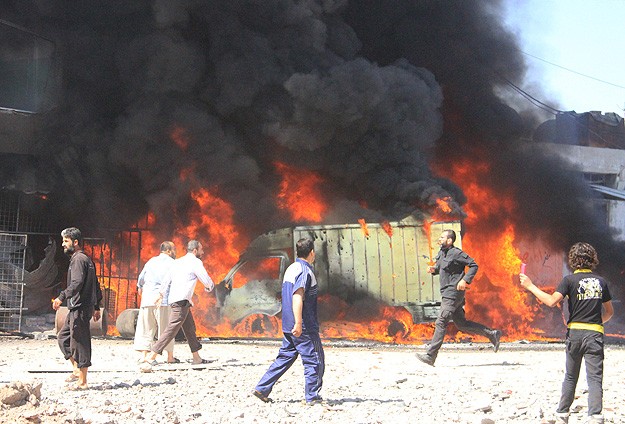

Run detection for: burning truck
[[214, 216, 461, 326]]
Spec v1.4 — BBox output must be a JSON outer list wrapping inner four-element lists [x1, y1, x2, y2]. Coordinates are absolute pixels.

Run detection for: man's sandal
[[65, 374, 79, 382], [251, 390, 272, 403]]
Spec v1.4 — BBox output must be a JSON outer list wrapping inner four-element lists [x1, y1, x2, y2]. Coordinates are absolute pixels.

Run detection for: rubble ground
[[1, 336, 624, 423]]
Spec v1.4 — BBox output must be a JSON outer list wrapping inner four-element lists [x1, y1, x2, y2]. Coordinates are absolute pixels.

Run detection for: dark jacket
[[431, 245, 478, 299], [58, 250, 102, 311]]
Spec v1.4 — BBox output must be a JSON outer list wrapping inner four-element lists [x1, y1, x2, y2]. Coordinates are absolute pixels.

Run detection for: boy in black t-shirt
[[520, 242, 613, 424]]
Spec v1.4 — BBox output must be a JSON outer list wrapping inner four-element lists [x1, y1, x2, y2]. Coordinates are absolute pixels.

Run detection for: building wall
[[608, 200, 625, 241], [537, 142, 625, 241]]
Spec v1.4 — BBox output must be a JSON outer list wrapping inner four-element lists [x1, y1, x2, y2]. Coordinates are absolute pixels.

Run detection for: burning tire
[[387, 319, 410, 339], [234, 313, 281, 337]]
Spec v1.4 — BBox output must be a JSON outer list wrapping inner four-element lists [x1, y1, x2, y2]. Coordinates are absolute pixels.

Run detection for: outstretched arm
[[519, 274, 564, 307]]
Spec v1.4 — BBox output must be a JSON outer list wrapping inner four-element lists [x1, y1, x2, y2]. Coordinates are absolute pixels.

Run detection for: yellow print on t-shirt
[[577, 277, 602, 300]]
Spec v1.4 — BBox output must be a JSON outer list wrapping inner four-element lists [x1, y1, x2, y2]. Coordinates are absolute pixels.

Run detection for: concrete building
[[534, 111, 625, 240]]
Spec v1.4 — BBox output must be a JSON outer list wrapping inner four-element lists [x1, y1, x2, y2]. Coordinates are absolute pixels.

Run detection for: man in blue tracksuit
[[252, 238, 325, 404]]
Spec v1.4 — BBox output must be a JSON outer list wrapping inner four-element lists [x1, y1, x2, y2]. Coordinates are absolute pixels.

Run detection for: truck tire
[[115, 308, 140, 339], [54, 306, 108, 337]]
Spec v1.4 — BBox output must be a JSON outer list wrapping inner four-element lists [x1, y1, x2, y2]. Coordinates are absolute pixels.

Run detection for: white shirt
[[164, 252, 214, 305], [137, 253, 174, 307]]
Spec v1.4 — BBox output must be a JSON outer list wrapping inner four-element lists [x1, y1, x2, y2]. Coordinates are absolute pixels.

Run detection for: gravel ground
[[1, 335, 624, 423]]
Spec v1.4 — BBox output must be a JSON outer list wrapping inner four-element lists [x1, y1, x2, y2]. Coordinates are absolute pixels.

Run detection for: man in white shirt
[[145, 240, 215, 366], [133, 241, 177, 364]]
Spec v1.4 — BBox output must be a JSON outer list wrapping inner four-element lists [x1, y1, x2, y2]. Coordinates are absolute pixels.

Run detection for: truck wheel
[[387, 318, 410, 339], [236, 314, 280, 337]]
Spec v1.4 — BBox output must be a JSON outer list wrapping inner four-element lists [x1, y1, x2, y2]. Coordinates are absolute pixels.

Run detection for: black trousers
[[427, 295, 493, 359], [58, 307, 94, 368]]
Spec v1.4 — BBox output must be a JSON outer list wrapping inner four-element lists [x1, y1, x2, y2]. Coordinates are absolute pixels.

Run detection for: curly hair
[[567, 242, 599, 270]]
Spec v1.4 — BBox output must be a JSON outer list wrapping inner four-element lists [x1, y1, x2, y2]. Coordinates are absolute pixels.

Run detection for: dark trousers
[[58, 307, 94, 368], [557, 329, 604, 416], [255, 332, 325, 402], [427, 295, 493, 359], [151, 300, 202, 355]]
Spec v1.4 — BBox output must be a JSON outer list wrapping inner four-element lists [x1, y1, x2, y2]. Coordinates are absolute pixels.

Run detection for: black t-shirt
[[556, 271, 612, 325]]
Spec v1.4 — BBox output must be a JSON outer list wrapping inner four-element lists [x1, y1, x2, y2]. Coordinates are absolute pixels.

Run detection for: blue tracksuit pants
[[255, 331, 324, 402]]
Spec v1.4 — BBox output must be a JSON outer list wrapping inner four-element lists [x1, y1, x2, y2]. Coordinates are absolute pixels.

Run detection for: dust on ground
[[1, 335, 624, 423]]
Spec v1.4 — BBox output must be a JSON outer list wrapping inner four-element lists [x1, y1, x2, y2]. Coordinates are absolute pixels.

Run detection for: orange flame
[[434, 158, 559, 341], [275, 161, 327, 222], [381, 220, 393, 238], [176, 188, 245, 281], [96, 119, 589, 342], [100, 186, 252, 337], [358, 218, 369, 238], [171, 188, 249, 336], [84, 239, 140, 336], [422, 220, 436, 266], [435, 196, 452, 213], [170, 125, 189, 151]]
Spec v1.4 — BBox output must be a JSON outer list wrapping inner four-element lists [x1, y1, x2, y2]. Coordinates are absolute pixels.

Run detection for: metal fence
[[0, 232, 27, 332], [0, 190, 57, 234], [0, 188, 148, 334], [83, 231, 143, 326]]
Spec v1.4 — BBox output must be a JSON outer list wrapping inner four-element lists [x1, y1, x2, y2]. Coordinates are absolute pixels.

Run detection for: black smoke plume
[[3, 1, 624, 297]]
